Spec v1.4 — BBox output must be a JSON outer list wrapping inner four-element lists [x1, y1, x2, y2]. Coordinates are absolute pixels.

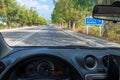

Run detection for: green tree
[[0, 0, 48, 28]]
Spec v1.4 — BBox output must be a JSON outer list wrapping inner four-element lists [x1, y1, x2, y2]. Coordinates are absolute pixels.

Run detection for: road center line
[[11, 30, 40, 46]]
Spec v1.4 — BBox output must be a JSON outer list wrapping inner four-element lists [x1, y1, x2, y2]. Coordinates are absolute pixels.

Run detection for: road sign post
[[85, 17, 103, 36], [86, 26, 89, 35], [99, 25, 102, 37]]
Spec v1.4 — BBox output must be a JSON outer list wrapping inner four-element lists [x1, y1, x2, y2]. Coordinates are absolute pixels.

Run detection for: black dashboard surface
[[0, 46, 120, 80]]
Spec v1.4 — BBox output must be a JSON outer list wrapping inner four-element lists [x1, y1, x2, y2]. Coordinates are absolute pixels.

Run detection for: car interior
[[0, 1, 120, 80]]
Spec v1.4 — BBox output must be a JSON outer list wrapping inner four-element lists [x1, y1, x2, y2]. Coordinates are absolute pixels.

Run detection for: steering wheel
[[0, 55, 82, 80]]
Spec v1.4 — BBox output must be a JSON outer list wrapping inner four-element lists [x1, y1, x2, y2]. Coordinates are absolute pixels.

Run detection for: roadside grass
[[71, 26, 120, 43], [0, 23, 19, 30], [0, 23, 30, 30], [0, 24, 8, 30]]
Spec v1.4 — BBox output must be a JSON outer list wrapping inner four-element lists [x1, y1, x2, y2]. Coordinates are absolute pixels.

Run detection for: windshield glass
[[0, 0, 120, 47]]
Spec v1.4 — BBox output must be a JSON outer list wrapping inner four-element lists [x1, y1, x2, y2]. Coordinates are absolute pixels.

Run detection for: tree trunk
[[106, 0, 112, 5], [103, 22, 108, 37], [16, 22, 19, 28], [68, 20, 71, 29], [21, 22, 26, 27], [102, 0, 112, 37], [71, 20, 76, 30], [71, 21, 73, 29], [61, 21, 63, 28], [7, 21, 11, 29], [98, 0, 103, 4], [72, 21, 76, 30], [22, 23, 25, 27]]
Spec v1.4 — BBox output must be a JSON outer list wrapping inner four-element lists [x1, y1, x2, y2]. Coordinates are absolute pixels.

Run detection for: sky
[[16, 0, 55, 20]]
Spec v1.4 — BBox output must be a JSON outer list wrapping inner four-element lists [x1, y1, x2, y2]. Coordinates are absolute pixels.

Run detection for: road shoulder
[[57, 26, 120, 47]]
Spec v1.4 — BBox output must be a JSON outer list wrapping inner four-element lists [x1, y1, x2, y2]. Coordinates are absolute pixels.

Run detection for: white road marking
[[11, 32, 35, 46], [4, 27, 41, 46]]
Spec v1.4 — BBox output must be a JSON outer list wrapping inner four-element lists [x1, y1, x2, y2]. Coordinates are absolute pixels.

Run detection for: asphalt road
[[2, 25, 87, 46], [1, 25, 120, 47]]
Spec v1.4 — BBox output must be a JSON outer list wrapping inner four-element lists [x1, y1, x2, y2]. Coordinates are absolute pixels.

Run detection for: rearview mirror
[[92, 1, 120, 22]]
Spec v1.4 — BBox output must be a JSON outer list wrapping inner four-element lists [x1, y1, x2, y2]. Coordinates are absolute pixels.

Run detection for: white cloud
[[41, 0, 47, 2], [39, 5, 50, 11], [16, 0, 54, 20], [16, 0, 49, 10]]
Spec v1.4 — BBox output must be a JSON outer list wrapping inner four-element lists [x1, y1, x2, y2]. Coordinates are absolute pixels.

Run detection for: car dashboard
[[0, 46, 120, 80]]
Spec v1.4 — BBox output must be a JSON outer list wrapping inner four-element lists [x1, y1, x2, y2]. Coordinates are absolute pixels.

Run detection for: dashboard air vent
[[84, 55, 97, 70], [102, 55, 109, 68]]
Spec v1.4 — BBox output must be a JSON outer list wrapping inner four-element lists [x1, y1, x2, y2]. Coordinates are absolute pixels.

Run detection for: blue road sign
[[85, 18, 103, 25]]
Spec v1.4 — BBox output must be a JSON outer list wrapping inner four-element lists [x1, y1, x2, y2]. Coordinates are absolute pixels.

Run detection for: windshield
[[0, 0, 120, 47]]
